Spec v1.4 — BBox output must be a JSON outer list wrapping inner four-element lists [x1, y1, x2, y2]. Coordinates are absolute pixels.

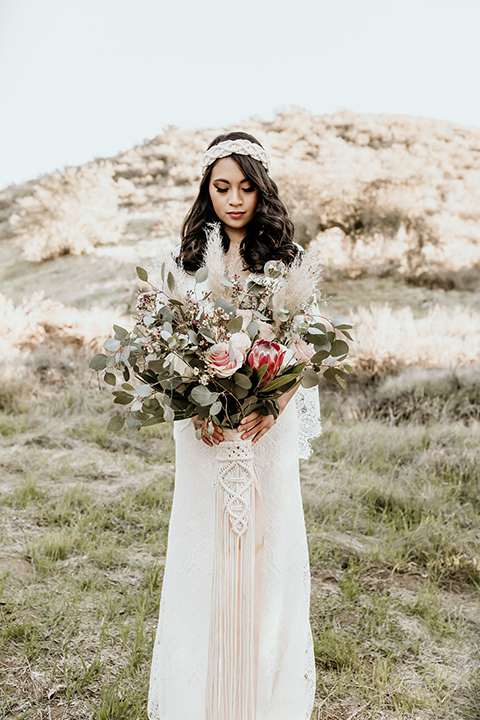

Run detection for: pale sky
[[1, 0, 479, 190]]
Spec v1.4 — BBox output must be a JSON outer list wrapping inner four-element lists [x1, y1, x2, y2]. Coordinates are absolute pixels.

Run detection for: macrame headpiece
[[200, 139, 271, 177]]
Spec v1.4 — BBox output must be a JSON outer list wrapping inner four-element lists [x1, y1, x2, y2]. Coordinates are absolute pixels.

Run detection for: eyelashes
[[215, 187, 255, 194]]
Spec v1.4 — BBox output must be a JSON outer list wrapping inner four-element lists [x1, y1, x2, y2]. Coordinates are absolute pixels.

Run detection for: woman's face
[[208, 157, 258, 235]]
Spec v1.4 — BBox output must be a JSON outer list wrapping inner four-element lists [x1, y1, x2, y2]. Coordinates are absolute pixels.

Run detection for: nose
[[229, 188, 242, 207]]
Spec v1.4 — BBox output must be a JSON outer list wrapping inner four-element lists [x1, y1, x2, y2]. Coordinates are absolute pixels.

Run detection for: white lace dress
[[147, 264, 322, 720]]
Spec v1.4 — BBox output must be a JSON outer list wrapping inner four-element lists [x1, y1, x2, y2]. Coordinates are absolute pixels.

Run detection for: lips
[[228, 212, 245, 218]]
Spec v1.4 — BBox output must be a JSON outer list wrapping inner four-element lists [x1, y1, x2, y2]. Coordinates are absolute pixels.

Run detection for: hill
[[1, 108, 480, 290]]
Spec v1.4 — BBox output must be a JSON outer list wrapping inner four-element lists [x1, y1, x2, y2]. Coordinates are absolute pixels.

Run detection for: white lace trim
[[295, 385, 322, 460]]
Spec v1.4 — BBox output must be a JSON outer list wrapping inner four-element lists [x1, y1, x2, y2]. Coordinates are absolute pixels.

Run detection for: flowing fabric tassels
[[206, 429, 258, 720]]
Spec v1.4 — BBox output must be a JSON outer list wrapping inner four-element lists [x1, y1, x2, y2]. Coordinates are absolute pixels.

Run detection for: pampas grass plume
[[273, 246, 323, 327]]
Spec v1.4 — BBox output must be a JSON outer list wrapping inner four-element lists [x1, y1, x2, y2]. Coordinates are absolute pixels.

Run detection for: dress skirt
[[147, 398, 315, 720]]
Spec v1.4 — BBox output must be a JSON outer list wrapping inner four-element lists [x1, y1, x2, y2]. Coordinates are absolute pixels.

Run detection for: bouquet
[[89, 225, 353, 436]]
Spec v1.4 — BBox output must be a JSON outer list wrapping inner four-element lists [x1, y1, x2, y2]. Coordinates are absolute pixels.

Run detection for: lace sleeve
[[295, 385, 322, 460], [294, 290, 323, 460]]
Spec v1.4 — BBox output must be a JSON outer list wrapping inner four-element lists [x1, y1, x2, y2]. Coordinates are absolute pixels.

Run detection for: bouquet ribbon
[[206, 428, 264, 720]]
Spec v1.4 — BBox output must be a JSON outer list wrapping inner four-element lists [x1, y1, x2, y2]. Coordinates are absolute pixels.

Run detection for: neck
[[223, 224, 245, 249]]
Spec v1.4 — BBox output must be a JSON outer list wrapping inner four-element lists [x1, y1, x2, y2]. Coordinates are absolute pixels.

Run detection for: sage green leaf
[[233, 373, 252, 389], [104, 337, 122, 352], [311, 350, 329, 364], [300, 368, 319, 388], [331, 315, 354, 330], [324, 367, 342, 387], [113, 324, 128, 340], [136, 266, 148, 282], [89, 353, 108, 370], [232, 385, 249, 400], [256, 365, 268, 384], [126, 413, 142, 427], [190, 385, 214, 406], [246, 320, 258, 340], [195, 266, 209, 283], [167, 271, 175, 291], [312, 341, 331, 354], [215, 297, 235, 316], [227, 315, 243, 334], [260, 373, 300, 393], [253, 309, 270, 322], [163, 404, 175, 422], [147, 359, 165, 373], [330, 340, 349, 358], [107, 414, 125, 432], [112, 391, 134, 405], [137, 384, 152, 398], [141, 412, 166, 427], [288, 362, 307, 377], [209, 400, 222, 415], [104, 372, 116, 386]]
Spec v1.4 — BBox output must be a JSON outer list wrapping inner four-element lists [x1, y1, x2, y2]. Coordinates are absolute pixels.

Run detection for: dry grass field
[[1, 110, 479, 719]]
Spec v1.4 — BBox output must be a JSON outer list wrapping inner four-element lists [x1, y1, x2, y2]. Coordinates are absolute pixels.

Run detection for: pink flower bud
[[247, 339, 286, 387]]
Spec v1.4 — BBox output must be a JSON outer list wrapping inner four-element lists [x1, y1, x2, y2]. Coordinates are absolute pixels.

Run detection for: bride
[[147, 131, 322, 720]]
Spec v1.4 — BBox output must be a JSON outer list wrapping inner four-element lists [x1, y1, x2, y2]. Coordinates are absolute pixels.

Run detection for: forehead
[[210, 156, 248, 182]]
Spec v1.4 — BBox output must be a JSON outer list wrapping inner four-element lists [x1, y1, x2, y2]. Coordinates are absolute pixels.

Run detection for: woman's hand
[[239, 381, 301, 444], [193, 415, 224, 446], [239, 410, 275, 444]]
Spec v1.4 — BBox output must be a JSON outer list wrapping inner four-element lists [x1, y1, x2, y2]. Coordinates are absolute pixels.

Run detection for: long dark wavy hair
[[178, 131, 299, 273]]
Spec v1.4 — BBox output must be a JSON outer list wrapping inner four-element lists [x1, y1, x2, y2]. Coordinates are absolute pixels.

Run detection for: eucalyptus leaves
[[89, 251, 353, 434]]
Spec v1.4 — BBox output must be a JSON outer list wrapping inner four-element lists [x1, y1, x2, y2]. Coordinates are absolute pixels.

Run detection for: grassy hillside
[[0, 109, 479, 719]]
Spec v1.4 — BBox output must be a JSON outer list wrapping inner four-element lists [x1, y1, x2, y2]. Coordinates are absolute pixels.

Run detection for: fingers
[[239, 411, 260, 427], [193, 415, 224, 446], [240, 415, 274, 441]]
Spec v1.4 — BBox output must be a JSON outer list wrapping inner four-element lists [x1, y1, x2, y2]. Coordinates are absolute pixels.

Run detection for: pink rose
[[204, 342, 243, 378], [289, 338, 313, 364], [229, 331, 251, 360], [248, 339, 286, 387]]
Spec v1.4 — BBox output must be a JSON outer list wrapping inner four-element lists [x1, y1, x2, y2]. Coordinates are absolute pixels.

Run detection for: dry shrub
[[349, 303, 480, 376], [0, 292, 119, 360], [9, 161, 125, 261]]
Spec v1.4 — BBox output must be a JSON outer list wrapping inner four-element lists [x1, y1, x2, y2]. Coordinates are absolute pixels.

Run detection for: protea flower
[[248, 339, 286, 387]]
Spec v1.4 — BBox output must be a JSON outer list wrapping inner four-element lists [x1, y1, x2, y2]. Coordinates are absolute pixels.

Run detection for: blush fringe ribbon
[[206, 429, 263, 720]]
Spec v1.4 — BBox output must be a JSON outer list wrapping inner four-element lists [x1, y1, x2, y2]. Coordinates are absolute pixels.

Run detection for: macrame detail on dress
[[206, 430, 262, 720]]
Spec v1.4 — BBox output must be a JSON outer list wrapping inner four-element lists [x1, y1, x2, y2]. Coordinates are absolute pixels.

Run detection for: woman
[[148, 131, 321, 720]]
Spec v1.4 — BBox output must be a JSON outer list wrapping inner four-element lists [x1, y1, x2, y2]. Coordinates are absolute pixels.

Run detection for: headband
[[200, 139, 271, 177]]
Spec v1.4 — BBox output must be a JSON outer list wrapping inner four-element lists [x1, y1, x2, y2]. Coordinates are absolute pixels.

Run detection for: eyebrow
[[212, 178, 251, 184]]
